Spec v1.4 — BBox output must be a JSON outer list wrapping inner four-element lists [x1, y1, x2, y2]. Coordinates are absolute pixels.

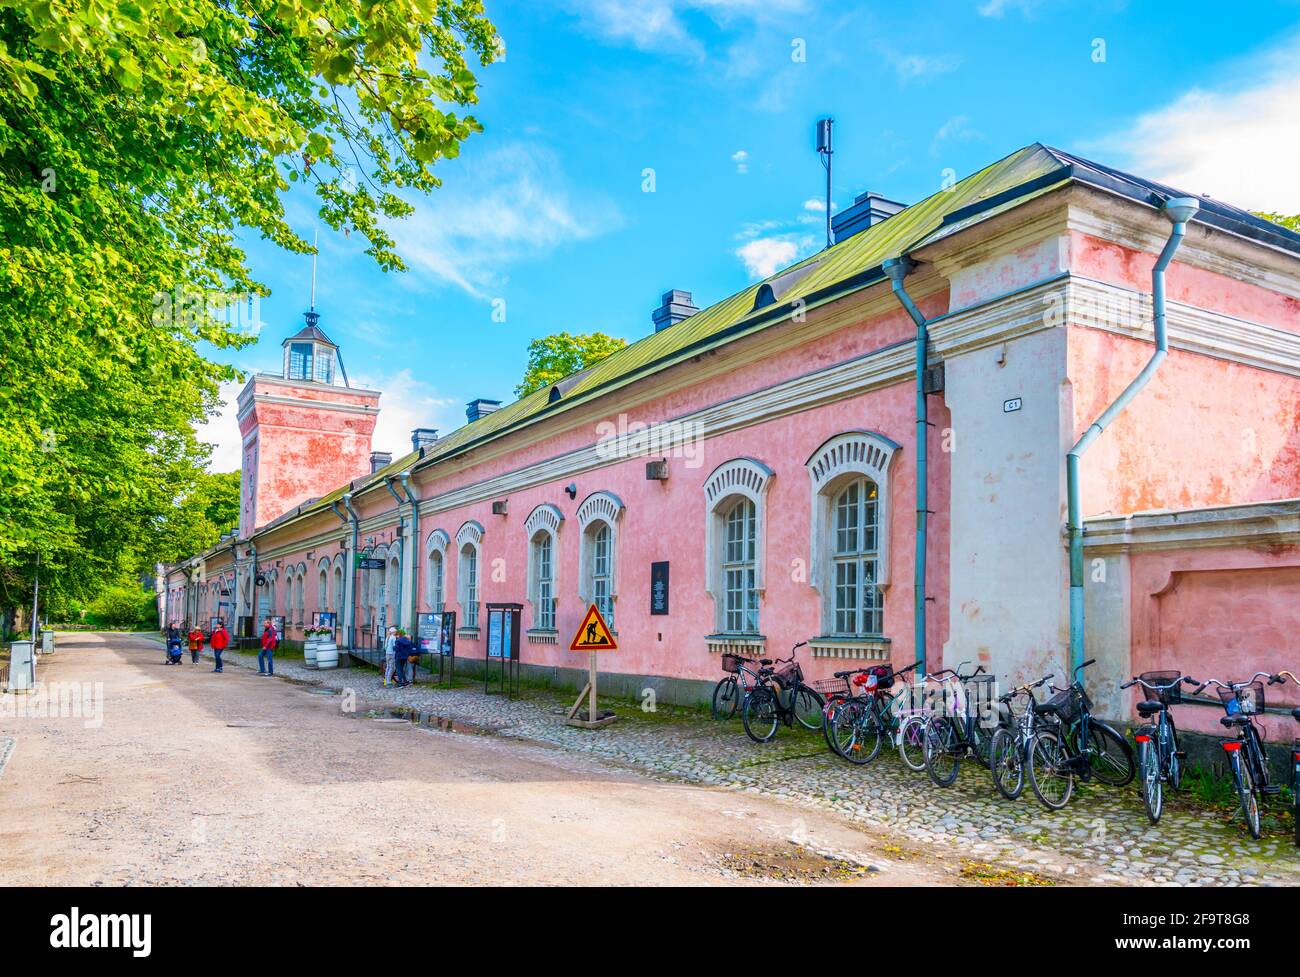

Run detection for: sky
[[198, 0, 1300, 471]]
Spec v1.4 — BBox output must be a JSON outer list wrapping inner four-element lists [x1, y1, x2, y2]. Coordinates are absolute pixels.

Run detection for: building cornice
[[1083, 499, 1300, 553]]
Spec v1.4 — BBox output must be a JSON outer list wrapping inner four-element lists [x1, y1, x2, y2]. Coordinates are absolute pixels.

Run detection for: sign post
[[565, 604, 617, 729]]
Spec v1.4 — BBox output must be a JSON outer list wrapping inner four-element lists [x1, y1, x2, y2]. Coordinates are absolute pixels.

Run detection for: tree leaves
[[516, 332, 628, 397], [0, 0, 499, 614]]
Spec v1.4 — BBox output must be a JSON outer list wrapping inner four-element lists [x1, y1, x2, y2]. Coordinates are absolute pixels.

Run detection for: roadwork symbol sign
[[569, 603, 617, 651]]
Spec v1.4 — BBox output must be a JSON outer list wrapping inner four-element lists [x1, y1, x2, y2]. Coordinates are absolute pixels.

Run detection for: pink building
[[160, 144, 1300, 739]]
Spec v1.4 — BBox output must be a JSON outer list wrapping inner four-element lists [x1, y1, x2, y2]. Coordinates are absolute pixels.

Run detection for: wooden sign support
[[565, 604, 617, 729]]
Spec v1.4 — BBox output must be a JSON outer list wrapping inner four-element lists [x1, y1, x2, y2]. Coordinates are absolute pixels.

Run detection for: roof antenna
[[305, 229, 320, 328], [816, 118, 834, 249]]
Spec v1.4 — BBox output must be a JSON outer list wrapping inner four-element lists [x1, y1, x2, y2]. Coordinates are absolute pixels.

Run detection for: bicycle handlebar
[[1193, 672, 1280, 696]]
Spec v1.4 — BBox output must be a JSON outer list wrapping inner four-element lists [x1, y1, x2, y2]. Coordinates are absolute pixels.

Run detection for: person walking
[[187, 624, 205, 664], [259, 617, 279, 675], [210, 621, 230, 673], [382, 626, 397, 686], [393, 629, 415, 687]]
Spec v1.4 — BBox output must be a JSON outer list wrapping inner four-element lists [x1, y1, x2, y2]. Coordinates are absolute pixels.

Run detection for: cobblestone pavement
[[232, 652, 1299, 886]]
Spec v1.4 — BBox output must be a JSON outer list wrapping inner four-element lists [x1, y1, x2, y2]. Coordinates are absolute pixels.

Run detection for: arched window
[[703, 458, 772, 638], [456, 522, 484, 631], [386, 553, 400, 628], [426, 529, 449, 612], [295, 563, 306, 624], [331, 557, 344, 614], [524, 504, 563, 633], [316, 559, 330, 619], [577, 492, 623, 630], [806, 431, 899, 651]]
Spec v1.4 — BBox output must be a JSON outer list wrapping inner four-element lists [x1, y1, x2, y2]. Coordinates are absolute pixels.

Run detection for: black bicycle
[[1025, 658, 1135, 810], [1120, 671, 1199, 823], [1196, 671, 1287, 839], [711, 652, 764, 720], [1284, 671, 1300, 847], [921, 662, 996, 787], [823, 662, 920, 764], [988, 671, 1054, 801], [741, 643, 825, 743]]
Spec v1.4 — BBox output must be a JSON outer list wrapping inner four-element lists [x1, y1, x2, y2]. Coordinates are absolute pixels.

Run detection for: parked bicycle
[[1025, 658, 1134, 810], [922, 662, 996, 787], [988, 671, 1055, 801], [1195, 671, 1287, 839], [1120, 671, 1199, 823], [1285, 671, 1300, 847], [711, 651, 764, 720], [823, 661, 920, 764], [741, 642, 825, 743]]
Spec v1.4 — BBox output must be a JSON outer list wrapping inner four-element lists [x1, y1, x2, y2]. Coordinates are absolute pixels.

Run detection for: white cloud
[[977, 0, 1039, 16], [931, 114, 982, 156], [802, 197, 826, 213], [736, 238, 800, 278], [561, 0, 806, 56], [1097, 43, 1300, 214], [731, 149, 750, 173], [391, 143, 620, 299], [196, 380, 244, 473]]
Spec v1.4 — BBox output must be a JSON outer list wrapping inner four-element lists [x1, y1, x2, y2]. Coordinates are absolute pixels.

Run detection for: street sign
[[356, 557, 384, 570], [569, 604, 617, 651]]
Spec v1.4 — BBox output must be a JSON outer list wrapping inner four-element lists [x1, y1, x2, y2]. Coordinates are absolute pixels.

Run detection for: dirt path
[[0, 632, 977, 886]]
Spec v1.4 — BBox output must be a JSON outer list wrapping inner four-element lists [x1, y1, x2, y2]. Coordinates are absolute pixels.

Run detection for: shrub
[[85, 586, 158, 630]]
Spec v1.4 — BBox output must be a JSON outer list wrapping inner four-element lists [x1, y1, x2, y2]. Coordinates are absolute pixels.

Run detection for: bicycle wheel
[[1138, 737, 1162, 824], [923, 717, 961, 787], [1086, 722, 1135, 787], [1167, 716, 1183, 790], [1229, 749, 1262, 839], [711, 676, 740, 720], [832, 699, 883, 764], [1027, 729, 1074, 810], [990, 728, 1024, 800], [898, 715, 928, 772], [821, 696, 846, 754], [792, 685, 825, 731], [742, 688, 780, 744]]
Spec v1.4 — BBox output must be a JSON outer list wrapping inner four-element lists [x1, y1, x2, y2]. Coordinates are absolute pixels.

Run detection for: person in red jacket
[[210, 622, 230, 674], [187, 625, 205, 664], [258, 617, 278, 676]]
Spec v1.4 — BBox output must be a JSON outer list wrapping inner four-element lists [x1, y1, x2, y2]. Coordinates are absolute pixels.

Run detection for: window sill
[[809, 635, 891, 660], [457, 627, 480, 640], [705, 633, 767, 655], [526, 628, 558, 644]]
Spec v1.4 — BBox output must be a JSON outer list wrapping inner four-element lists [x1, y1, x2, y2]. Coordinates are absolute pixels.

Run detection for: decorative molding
[[809, 636, 892, 661], [703, 458, 774, 633], [806, 431, 900, 609], [526, 629, 558, 645], [455, 520, 484, 549], [575, 491, 624, 529], [524, 503, 565, 538], [1083, 498, 1300, 554], [704, 634, 767, 656], [576, 491, 624, 613], [426, 527, 450, 552]]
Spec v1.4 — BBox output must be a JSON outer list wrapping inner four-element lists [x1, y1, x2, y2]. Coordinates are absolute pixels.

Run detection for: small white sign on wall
[[1003, 397, 1023, 413]]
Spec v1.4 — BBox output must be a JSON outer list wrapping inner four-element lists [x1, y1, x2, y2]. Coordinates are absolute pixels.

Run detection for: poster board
[[485, 604, 522, 697]]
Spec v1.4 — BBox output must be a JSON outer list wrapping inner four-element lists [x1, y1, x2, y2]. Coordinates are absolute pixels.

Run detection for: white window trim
[[455, 520, 484, 632], [703, 457, 773, 635], [806, 430, 899, 637], [426, 528, 449, 611], [576, 491, 624, 616], [524, 504, 564, 632]]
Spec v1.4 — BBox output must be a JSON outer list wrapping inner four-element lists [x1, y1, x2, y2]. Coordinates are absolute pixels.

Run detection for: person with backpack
[[259, 617, 278, 675], [393, 629, 416, 687], [187, 625, 205, 664], [210, 622, 230, 673]]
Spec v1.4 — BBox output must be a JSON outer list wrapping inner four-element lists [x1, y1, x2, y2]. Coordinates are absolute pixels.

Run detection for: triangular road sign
[[569, 603, 618, 651]]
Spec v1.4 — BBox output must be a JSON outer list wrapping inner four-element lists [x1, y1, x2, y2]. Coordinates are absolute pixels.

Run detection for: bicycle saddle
[[760, 659, 773, 666], [1136, 700, 1163, 718], [1220, 715, 1249, 727]]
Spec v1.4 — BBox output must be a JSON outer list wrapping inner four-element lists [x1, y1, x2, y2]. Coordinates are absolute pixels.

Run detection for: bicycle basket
[[869, 664, 895, 690], [1217, 682, 1265, 716], [811, 676, 850, 697], [1042, 686, 1087, 724], [1138, 670, 1183, 706], [775, 662, 802, 687], [720, 653, 744, 674]]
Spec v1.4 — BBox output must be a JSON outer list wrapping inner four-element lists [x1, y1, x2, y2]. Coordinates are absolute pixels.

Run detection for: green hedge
[[84, 586, 159, 630]]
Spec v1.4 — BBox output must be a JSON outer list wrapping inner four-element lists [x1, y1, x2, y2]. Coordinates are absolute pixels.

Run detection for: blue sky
[[199, 0, 1300, 470]]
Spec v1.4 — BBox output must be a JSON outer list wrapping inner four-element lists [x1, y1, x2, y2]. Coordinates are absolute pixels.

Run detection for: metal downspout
[[384, 476, 406, 629], [341, 493, 362, 652], [882, 255, 929, 678], [398, 471, 420, 631], [1066, 197, 1199, 669]]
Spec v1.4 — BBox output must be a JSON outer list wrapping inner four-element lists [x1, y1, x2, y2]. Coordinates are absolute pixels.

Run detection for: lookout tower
[[236, 311, 382, 537]]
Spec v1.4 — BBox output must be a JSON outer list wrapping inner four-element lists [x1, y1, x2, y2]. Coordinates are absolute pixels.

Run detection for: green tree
[[1255, 212, 1300, 233], [0, 2, 498, 619], [150, 470, 242, 566], [516, 331, 627, 397]]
